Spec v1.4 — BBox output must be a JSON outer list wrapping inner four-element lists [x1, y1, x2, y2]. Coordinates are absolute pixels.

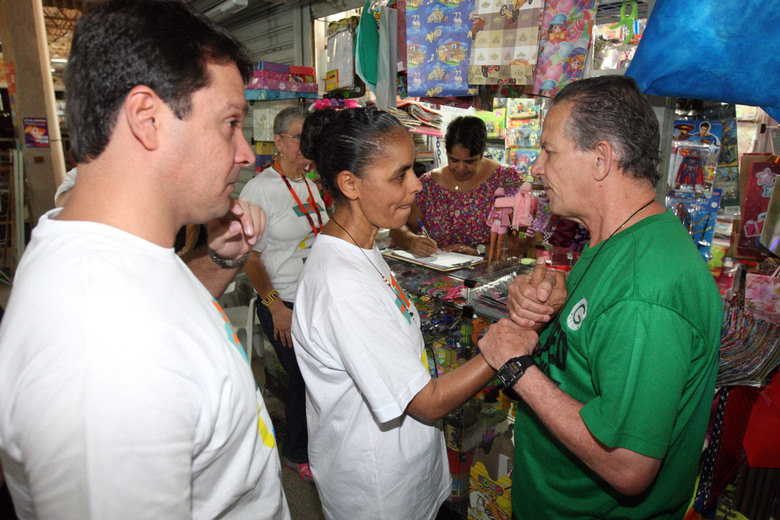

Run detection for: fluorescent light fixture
[[51, 58, 68, 63], [204, 0, 248, 22]]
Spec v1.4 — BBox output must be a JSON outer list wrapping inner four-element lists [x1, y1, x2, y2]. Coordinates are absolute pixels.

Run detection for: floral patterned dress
[[416, 164, 523, 247]]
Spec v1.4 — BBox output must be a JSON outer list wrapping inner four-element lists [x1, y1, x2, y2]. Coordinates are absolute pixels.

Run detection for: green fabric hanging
[[355, 0, 378, 91]]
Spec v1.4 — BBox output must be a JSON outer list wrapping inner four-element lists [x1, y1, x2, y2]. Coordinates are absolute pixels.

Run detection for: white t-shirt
[[239, 166, 328, 302], [54, 166, 78, 202], [291, 234, 451, 520], [0, 210, 290, 520]]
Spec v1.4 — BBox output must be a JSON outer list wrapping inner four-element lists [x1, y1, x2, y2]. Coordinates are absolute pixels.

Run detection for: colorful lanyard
[[276, 162, 323, 236]]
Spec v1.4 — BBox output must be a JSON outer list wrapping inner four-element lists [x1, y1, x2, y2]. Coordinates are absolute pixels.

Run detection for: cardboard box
[[252, 108, 278, 142], [255, 60, 289, 74], [255, 141, 274, 155], [245, 90, 318, 101], [247, 75, 318, 93], [468, 434, 514, 520], [289, 65, 316, 76]]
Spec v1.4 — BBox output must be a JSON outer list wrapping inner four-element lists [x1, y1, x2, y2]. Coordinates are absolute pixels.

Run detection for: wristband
[[261, 289, 279, 307], [208, 248, 250, 269]]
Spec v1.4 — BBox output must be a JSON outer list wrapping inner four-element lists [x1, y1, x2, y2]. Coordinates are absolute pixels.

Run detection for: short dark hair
[[299, 107, 405, 203], [66, 0, 252, 163], [553, 76, 661, 186], [699, 121, 710, 129], [445, 116, 487, 157]]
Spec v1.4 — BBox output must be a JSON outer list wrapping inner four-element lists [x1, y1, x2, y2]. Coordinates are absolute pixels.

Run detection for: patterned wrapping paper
[[397, 0, 408, 71], [406, 0, 476, 97], [467, 0, 543, 85], [532, 0, 596, 96], [247, 71, 318, 92]]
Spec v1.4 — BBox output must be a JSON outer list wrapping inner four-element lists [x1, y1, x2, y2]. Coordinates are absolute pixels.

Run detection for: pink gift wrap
[[247, 75, 318, 92]]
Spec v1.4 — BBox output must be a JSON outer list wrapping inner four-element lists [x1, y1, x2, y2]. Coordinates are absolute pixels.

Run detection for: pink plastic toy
[[487, 183, 538, 263]]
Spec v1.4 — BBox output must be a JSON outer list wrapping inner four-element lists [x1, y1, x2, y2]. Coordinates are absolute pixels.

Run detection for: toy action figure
[[675, 149, 704, 188], [486, 187, 514, 264], [487, 183, 537, 263]]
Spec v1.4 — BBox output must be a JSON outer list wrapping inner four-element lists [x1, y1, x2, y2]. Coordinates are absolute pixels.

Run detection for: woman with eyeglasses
[[239, 105, 328, 484]]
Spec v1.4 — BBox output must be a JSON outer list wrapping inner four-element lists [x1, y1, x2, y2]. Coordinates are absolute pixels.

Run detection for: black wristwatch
[[208, 248, 250, 269], [496, 355, 536, 389]]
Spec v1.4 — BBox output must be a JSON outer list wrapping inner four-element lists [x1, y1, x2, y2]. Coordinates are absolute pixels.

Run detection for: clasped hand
[[507, 257, 567, 328], [477, 257, 567, 371]]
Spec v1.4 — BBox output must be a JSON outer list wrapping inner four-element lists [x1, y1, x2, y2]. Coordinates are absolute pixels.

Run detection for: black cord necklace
[[535, 197, 656, 353], [330, 217, 392, 288]]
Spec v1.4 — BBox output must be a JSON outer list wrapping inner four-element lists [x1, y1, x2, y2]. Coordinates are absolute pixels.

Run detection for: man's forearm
[[511, 367, 661, 496], [182, 246, 240, 299]]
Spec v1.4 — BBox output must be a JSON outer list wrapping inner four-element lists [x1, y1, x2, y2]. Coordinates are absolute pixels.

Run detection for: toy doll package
[[665, 189, 722, 261], [668, 119, 723, 193]]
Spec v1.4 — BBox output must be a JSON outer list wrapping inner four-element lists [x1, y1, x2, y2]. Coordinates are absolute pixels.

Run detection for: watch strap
[[496, 354, 536, 389], [208, 248, 250, 269]]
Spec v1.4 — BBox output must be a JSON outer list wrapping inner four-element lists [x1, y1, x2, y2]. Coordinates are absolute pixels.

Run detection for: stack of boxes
[[246, 61, 319, 101]]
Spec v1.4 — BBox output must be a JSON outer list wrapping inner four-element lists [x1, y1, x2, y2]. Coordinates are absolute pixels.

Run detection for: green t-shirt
[[513, 210, 722, 519]]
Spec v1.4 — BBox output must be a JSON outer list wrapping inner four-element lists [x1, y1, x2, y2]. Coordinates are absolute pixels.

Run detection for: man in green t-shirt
[[479, 76, 722, 519]]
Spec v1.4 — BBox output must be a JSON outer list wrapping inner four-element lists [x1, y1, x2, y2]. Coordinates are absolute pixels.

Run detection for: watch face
[[498, 360, 523, 387], [498, 356, 533, 388]]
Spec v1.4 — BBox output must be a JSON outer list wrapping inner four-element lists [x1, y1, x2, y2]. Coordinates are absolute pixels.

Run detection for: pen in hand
[[417, 219, 431, 238]]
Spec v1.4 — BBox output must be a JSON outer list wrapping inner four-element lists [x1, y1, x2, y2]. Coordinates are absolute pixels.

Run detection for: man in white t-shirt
[[0, 2, 290, 519]]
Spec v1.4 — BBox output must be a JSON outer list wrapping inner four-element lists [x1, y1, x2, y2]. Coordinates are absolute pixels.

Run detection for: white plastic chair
[[222, 295, 265, 365]]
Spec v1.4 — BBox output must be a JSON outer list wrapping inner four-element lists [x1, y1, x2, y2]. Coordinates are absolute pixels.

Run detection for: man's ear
[[124, 85, 162, 151], [335, 170, 360, 201], [592, 140, 614, 182]]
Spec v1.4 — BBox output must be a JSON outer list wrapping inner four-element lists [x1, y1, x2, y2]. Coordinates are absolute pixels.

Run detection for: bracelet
[[208, 248, 250, 269], [261, 289, 279, 307]]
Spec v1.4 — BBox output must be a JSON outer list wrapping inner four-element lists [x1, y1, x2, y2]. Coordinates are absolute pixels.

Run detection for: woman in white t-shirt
[[291, 108, 529, 520], [240, 106, 328, 484]]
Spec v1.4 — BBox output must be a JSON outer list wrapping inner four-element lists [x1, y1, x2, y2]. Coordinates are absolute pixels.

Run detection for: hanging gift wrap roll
[[406, 0, 476, 97], [532, 0, 596, 97], [466, 0, 543, 86]]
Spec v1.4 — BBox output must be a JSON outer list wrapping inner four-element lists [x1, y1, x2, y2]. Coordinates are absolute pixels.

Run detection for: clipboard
[[383, 249, 485, 272]]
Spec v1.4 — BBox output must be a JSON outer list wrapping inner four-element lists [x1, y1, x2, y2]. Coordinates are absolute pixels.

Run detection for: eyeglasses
[[279, 133, 301, 141]]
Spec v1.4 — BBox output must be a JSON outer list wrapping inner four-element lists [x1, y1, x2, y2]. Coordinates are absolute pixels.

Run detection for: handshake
[[477, 257, 567, 373]]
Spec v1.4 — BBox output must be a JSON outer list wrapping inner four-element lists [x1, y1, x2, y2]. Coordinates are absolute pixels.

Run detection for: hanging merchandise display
[[625, 0, 780, 124], [532, 0, 597, 97], [405, 0, 476, 97], [668, 119, 722, 193], [326, 16, 365, 98], [466, 0, 543, 86], [589, 2, 645, 72], [504, 98, 541, 182], [666, 190, 722, 261], [738, 159, 779, 257], [711, 108, 740, 213]]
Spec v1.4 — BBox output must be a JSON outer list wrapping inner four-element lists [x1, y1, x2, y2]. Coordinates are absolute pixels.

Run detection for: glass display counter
[[384, 253, 532, 519]]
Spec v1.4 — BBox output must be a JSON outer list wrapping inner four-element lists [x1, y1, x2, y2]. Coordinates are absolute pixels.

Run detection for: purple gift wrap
[[254, 60, 290, 74]]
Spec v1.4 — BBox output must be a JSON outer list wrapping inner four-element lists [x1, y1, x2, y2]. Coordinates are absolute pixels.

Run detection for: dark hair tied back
[[300, 107, 405, 202], [299, 108, 337, 167]]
